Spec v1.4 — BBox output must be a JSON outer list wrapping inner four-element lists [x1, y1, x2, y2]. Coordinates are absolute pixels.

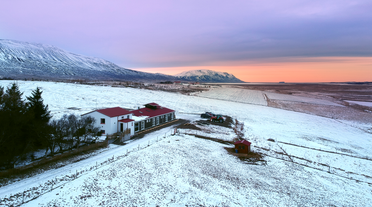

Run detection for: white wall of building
[[82, 111, 113, 135], [109, 117, 118, 135]]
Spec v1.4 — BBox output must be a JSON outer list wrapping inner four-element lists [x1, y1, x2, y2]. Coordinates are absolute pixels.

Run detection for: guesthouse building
[[82, 103, 176, 140]]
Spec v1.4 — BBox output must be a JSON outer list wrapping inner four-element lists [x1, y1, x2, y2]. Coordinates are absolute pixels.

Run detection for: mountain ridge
[[0, 39, 244, 83], [176, 69, 244, 83], [0, 39, 176, 81]]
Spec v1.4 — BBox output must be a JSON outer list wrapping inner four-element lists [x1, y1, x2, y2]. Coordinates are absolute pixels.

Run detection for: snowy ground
[[196, 86, 268, 106], [346, 100, 372, 107], [264, 91, 343, 107], [0, 80, 372, 206]]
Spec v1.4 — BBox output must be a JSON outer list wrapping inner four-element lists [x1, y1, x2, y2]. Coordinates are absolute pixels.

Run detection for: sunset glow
[[137, 57, 372, 82]]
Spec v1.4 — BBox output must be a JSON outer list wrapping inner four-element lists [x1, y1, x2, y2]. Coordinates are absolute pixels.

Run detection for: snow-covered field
[[346, 100, 372, 107], [1, 80, 372, 206], [265, 91, 343, 106], [196, 86, 268, 106]]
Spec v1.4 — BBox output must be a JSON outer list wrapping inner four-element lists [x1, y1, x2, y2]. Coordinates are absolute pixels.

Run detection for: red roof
[[132, 104, 174, 118], [234, 140, 251, 146], [119, 119, 135, 123], [96, 107, 131, 117]]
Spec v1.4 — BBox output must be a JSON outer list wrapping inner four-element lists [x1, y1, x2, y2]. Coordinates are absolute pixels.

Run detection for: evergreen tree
[[0, 83, 32, 169], [26, 87, 51, 123], [26, 87, 52, 150], [0, 86, 4, 106]]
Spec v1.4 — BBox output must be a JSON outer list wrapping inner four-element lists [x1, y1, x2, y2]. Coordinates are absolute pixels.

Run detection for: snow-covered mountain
[[176, 69, 244, 83], [0, 39, 175, 81]]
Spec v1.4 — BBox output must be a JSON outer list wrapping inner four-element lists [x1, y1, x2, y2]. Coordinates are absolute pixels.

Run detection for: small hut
[[234, 140, 251, 153]]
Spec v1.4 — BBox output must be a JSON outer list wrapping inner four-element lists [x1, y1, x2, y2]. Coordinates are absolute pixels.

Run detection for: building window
[[101, 118, 105, 124], [135, 123, 139, 131], [101, 130, 105, 134]]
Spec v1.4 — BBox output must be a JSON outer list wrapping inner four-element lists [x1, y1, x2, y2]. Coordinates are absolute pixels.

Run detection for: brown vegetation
[[234, 83, 372, 124], [224, 147, 266, 165]]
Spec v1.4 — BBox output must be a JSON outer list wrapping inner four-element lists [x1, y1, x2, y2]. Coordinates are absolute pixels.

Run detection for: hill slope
[[0, 39, 175, 81], [176, 69, 244, 83]]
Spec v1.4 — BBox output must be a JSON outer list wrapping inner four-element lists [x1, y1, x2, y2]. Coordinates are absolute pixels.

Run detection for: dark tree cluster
[[0, 83, 101, 170], [48, 114, 102, 156]]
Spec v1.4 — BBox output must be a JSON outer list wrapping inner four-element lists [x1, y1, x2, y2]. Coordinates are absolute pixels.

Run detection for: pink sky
[[1, 0, 371, 82], [137, 57, 372, 82]]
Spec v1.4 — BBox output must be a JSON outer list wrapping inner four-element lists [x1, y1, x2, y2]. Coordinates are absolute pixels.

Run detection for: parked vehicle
[[210, 115, 226, 123], [201, 112, 215, 118]]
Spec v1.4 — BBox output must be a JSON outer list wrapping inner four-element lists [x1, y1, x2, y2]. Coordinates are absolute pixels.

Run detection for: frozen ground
[[346, 100, 372, 107], [264, 91, 343, 107], [0, 80, 372, 206], [196, 86, 268, 106], [24, 135, 372, 206]]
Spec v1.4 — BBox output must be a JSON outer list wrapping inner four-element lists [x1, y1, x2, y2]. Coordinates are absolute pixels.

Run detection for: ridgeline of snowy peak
[[0, 39, 175, 81], [0, 39, 243, 82], [176, 69, 244, 83]]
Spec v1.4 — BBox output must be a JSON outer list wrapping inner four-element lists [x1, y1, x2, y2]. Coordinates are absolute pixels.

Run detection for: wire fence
[[0, 129, 176, 206]]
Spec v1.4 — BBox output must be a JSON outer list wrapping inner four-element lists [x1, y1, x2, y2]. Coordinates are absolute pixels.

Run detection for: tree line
[[0, 83, 101, 170]]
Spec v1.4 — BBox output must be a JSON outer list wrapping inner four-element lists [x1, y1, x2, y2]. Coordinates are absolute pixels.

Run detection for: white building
[[82, 103, 175, 141], [82, 107, 135, 137]]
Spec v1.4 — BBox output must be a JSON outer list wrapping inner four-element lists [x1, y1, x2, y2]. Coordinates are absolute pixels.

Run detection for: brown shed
[[234, 140, 251, 154]]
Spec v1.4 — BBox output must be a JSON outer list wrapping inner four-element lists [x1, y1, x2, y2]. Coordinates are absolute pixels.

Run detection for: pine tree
[[26, 87, 51, 123], [26, 87, 52, 150], [0, 86, 4, 106], [0, 83, 32, 169]]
